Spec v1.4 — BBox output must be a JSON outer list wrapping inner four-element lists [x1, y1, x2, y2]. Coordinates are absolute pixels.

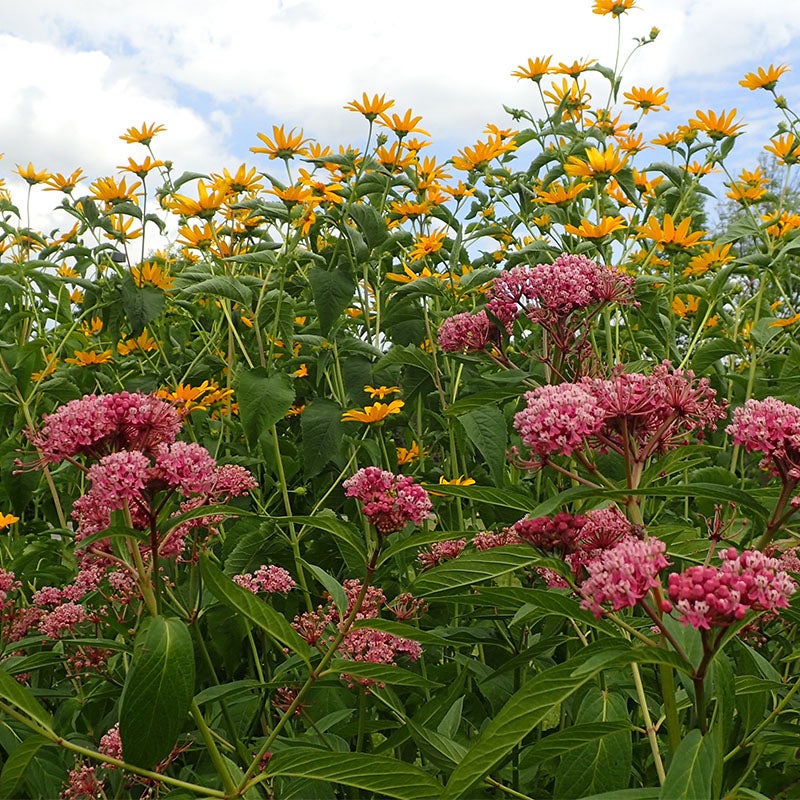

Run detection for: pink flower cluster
[[417, 538, 467, 569], [233, 565, 296, 594], [514, 512, 588, 554], [343, 467, 433, 534], [666, 547, 796, 630], [473, 528, 523, 549], [514, 363, 727, 463], [437, 310, 495, 353], [579, 536, 670, 618], [27, 391, 181, 464], [486, 252, 635, 325], [292, 580, 423, 685], [727, 397, 800, 480]]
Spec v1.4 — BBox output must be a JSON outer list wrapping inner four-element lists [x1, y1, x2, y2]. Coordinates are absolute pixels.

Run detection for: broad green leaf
[[457, 405, 507, 486], [349, 203, 389, 248], [0, 735, 52, 799], [236, 368, 295, 447], [658, 729, 716, 800], [194, 679, 263, 706], [406, 719, 467, 766], [302, 561, 348, 617], [275, 513, 367, 562], [375, 344, 437, 379], [308, 267, 355, 335], [417, 483, 535, 512], [575, 791, 659, 800], [201, 555, 311, 667], [441, 641, 623, 799], [412, 545, 541, 596], [523, 722, 634, 762], [267, 747, 444, 800], [300, 398, 345, 478], [445, 387, 521, 416], [119, 273, 165, 336], [327, 659, 441, 688], [119, 616, 195, 769], [554, 688, 631, 799], [0, 668, 53, 730], [180, 275, 252, 306], [690, 337, 741, 374]]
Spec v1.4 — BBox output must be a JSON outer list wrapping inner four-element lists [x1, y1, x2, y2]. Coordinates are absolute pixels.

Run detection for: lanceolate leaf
[[415, 483, 536, 512], [267, 747, 444, 800], [0, 668, 53, 731], [0, 736, 52, 799], [327, 659, 441, 688], [200, 555, 311, 667], [658, 729, 716, 800], [119, 616, 195, 769]]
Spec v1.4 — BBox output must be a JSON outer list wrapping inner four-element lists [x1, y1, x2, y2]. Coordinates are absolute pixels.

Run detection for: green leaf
[[418, 483, 535, 512], [412, 545, 541, 596], [0, 668, 53, 730], [0, 735, 52, 799], [267, 747, 444, 800], [275, 513, 367, 562], [180, 276, 252, 307], [300, 398, 345, 478], [308, 267, 355, 335], [523, 721, 634, 762], [327, 659, 441, 688], [119, 273, 165, 336], [236, 368, 295, 446], [200, 555, 311, 667], [302, 561, 348, 617], [375, 344, 437, 379], [658, 729, 716, 800], [349, 203, 390, 248], [690, 337, 741, 375], [441, 642, 622, 799], [457, 405, 507, 486], [119, 616, 195, 769]]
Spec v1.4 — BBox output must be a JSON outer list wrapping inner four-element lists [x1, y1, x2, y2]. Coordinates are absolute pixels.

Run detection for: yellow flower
[[386, 264, 436, 284], [58, 265, 79, 279], [156, 381, 232, 414], [770, 312, 800, 328], [15, 162, 52, 185], [623, 86, 669, 114], [80, 317, 103, 337], [427, 475, 476, 496], [117, 331, 160, 354], [286, 403, 305, 417], [120, 122, 166, 145], [70, 289, 84, 304], [251, 125, 312, 160], [344, 92, 395, 121], [297, 169, 345, 205], [341, 400, 405, 423], [90, 176, 142, 205], [211, 164, 264, 195], [131, 260, 174, 291], [555, 58, 597, 77], [543, 79, 591, 121], [167, 180, 226, 218], [739, 64, 790, 91], [378, 109, 430, 138], [671, 295, 701, 318], [511, 56, 552, 82], [32, 357, 59, 382], [396, 441, 425, 465], [293, 363, 309, 378], [409, 229, 447, 262], [726, 167, 769, 203], [764, 134, 800, 165], [177, 222, 216, 250], [683, 243, 734, 277], [535, 181, 590, 204], [763, 211, 800, 238], [451, 136, 516, 172], [636, 214, 708, 249], [592, 0, 636, 15], [564, 143, 628, 181], [44, 168, 85, 194], [0, 513, 19, 530], [65, 349, 114, 366], [364, 385, 401, 399], [118, 156, 165, 178], [564, 216, 626, 239], [688, 109, 745, 140]]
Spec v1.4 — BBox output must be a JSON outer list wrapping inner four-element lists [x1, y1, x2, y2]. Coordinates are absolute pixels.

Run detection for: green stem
[[190, 700, 238, 796]]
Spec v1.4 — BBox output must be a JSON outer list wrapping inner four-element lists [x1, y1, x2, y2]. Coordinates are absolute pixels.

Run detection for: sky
[[2, 0, 800, 233]]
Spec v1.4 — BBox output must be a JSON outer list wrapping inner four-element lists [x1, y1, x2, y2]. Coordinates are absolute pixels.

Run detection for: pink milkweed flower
[[343, 467, 434, 534]]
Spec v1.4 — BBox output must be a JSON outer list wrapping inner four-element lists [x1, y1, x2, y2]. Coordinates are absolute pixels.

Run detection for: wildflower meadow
[[4, 1, 800, 797]]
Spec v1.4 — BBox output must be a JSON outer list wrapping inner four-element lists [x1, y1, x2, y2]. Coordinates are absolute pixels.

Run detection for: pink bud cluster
[[343, 467, 433, 534], [437, 310, 495, 353], [579, 536, 670, 618], [233, 565, 296, 594], [417, 538, 466, 569], [514, 362, 727, 463], [473, 528, 523, 550], [292, 580, 423, 685], [666, 547, 796, 630], [514, 512, 588, 554], [27, 391, 181, 464], [486, 252, 635, 325], [727, 397, 800, 480]]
